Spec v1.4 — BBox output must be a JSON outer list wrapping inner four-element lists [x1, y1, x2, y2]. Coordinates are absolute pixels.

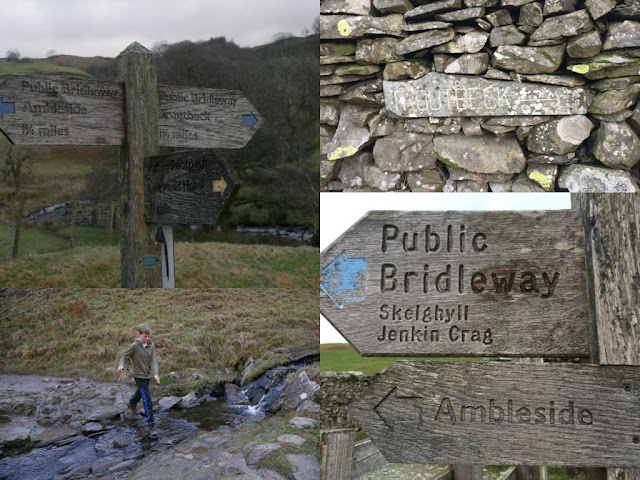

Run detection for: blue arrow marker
[[0, 97, 15, 118], [321, 250, 367, 309], [241, 112, 259, 129]]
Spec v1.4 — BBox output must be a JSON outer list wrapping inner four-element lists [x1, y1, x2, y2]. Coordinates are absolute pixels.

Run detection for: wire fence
[[0, 201, 119, 263]]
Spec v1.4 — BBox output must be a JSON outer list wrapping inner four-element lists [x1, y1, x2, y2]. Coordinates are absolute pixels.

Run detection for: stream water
[[0, 356, 318, 480], [0, 391, 268, 480]]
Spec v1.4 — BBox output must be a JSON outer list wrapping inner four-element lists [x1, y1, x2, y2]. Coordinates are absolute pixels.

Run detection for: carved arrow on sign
[[373, 386, 424, 431], [320, 250, 367, 309]]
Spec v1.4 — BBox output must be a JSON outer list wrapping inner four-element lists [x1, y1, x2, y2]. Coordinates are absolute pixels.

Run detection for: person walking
[[117, 322, 160, 435]]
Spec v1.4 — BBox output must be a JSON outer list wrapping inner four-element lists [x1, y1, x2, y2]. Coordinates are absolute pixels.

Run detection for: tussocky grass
[[0, 288, 319, 397], [0, 242, 318, 288]]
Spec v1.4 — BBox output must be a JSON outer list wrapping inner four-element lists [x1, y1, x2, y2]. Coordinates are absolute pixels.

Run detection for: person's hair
[[138, 323, 151, 334]]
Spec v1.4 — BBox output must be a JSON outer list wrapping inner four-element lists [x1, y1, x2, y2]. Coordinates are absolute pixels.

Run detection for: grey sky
[[2, 0, 318, 58]]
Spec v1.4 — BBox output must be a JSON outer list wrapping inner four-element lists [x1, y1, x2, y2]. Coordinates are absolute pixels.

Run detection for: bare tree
[[0, 288, 63, 329], [1, 144, 34, 258], [6, 49, 20, 62]]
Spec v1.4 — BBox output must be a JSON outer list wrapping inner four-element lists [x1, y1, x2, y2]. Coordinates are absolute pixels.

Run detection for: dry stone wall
[[320, 0, 640, 192]]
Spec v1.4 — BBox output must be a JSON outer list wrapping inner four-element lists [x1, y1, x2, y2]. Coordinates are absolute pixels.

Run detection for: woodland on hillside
[[82, 34, 320, 238]]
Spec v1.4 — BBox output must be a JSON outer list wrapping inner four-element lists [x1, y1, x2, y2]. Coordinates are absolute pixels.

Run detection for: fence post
[[573, 193, 640, 480], [11, 196, 25, 259], [69, 201, 77, 248], [454, 465, 483, 480], [320, 429, 356, 480], [116, 42, 161, 288], [107, 203, 115, 246]]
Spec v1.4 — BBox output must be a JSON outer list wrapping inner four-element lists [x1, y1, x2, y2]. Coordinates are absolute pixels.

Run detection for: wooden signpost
[[349, 361, 640, 467], [0, 43, 263, 288], [144, 149, 240, 225], [0, 77, 262, 148], [144, 148, 240, 288], [157, 85, 262, 149], [320, 210, 589, 357], [0, 74, 125, 145]]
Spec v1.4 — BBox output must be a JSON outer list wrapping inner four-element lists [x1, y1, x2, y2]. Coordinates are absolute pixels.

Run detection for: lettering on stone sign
[[19, 80, 119, 99], [145, 155, 207, 175], [379, 224, 560, 298], [148, 179, 206, 194], [22, 101, 88, 115], [159, 128, 199, 141], [394, 86, 514, 114], [20, 124, 69, 137], [434, 398, 594, 426], [158, 90, 238, 106], [160, 110, 212, 121]]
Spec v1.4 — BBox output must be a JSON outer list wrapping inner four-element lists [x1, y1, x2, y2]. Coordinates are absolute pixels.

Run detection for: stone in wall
[[320, 0, 640, 191]]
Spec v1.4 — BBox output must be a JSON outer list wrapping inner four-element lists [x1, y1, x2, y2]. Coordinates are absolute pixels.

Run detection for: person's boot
[[127, 403, 138, 419]]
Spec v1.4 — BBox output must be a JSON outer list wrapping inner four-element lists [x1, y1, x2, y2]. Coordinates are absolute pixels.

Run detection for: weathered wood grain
[[143, 149, 240, 225], [573, 193, 640, 480], [157, 85, 263, 149], [350, 361, 640, 467], [117, 42, 162, 288], [0, 74, 124, 145], [353, 439, 389, 478], [320, 429, 355, 480], [320, 210, 589, 357]]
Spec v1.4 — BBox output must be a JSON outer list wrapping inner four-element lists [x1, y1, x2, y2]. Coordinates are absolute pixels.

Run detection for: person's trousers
[[130, 377, 154, 425]]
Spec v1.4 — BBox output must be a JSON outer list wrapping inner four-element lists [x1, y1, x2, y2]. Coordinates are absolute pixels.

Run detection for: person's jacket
[[119, 338, 158, 379]]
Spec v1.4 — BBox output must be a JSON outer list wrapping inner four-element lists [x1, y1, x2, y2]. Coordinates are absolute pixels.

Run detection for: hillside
[[0, 34, 319, 238], [0, 288, 319, 396], [0, 59, 90, 78]]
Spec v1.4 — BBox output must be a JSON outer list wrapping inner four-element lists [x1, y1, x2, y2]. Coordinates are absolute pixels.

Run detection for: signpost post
[[144, 148, 240, 288], [0, 43, 263, 288], [320, 210, 589, 357]]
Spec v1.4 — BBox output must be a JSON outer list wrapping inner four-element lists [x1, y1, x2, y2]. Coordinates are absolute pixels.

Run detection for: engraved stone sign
[[0, 74, 125, 145], [320, 210, 589, 356], [350, 361, 640, 467], [384, 72, 594, 117], [144, 149, 240, 225], [157, 85, 263, 149]]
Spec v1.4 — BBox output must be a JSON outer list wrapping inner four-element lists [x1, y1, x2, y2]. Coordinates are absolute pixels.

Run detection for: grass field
[[0, 241, 318, 288], [0, 289, 318, 397], [0, 59, 91, 78], [320, 343, 479, 374]]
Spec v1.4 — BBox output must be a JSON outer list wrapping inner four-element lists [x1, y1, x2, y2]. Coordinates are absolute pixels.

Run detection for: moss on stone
[[569, 64, 590, 75], [329, 145, 358, 161], [529, 170, 554, 190], [434, 151, 460, 168]]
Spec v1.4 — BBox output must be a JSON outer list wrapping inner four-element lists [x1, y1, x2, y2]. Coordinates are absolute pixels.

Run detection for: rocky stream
[[0, 358, 320, 480]]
